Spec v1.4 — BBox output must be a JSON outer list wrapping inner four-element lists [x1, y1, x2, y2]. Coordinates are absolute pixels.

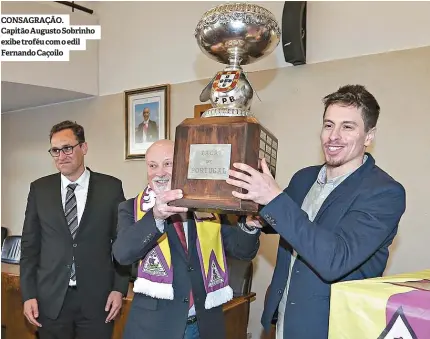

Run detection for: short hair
[[323, 84, 380, 131], [49, 120, 85, 143]]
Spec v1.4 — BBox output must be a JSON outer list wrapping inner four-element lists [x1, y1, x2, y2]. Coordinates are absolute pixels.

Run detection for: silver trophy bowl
[[195, 3, 281, 117], [195, 2, 281, 65]]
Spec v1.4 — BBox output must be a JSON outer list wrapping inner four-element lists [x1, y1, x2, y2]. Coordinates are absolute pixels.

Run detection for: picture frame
[[194, 103, 212, 118], [124, 84, 170, 160]]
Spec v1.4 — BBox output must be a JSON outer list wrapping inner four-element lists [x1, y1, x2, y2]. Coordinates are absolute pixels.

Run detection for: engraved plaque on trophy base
[[169, 116, 278, 215]]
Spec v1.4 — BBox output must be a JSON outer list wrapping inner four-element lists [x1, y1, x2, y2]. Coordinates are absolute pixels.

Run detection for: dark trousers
[[38, 286, 113, 339]]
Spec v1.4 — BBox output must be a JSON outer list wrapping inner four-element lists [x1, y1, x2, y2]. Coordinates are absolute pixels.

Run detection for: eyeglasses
[[48, 143, 81, 157]]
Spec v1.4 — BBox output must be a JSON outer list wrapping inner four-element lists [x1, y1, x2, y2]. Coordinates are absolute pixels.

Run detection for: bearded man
[[112, 139, 261, 339], [226, 85, 407, 339]]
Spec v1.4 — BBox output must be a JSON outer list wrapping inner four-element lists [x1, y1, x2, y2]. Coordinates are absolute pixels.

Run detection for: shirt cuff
[[238, 221, 259, 234], [154, 218, 165, 233]]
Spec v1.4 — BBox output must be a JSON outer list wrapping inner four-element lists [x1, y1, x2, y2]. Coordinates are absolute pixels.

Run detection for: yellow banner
[[328, 270, 430, 339]]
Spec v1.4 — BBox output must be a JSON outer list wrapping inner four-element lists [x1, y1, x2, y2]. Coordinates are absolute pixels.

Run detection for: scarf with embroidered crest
[[132, 185, 233, 309]]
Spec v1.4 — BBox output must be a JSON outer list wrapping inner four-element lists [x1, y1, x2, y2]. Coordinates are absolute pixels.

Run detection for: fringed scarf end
[[204, 285, 234, 309], [133, 277, 174, 300]]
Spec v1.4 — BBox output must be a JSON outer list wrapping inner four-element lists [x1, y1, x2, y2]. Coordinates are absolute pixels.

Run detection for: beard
[[325, 156, 345, 167], [323, 143, 347, 168], [151, 175, 171, 194]]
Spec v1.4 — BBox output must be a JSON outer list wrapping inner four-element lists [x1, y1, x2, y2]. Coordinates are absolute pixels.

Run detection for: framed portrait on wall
[[124, 84, 170, 159]]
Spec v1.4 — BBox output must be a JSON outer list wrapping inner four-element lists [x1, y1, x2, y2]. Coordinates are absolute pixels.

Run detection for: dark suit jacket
[[260, 153, 406, 339], [135, 120, 158, 143], [112, 201, 260, 339], [20, 169, 130, 320]]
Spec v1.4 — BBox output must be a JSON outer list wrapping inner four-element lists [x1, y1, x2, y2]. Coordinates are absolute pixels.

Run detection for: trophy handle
[[242, 71, 261, 103], [199, 74, 217, 102]]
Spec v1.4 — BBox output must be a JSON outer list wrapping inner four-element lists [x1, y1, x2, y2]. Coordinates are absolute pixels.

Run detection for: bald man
[[112, 139, 261, 339]]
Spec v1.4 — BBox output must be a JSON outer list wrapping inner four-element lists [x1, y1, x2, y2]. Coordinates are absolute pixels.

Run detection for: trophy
[[170, 2, 281, 215]]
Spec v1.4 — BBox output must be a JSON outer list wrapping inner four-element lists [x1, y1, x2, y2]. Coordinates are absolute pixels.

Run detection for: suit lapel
[[167, 215, 194, 263], [50, 174, 71, 236], [295, 169, 320, 207], [314, 175, 362, 222], [314, 153, 375, 221], [187, 216, 197, 259], [168, 225, 188, 262], [74, 169, 95, 239], [51, 168, 97, 238]]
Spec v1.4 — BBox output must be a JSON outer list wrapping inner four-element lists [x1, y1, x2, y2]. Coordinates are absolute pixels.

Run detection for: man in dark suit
[[135, 107, 159, 143], [226, 85, 407, 339], [20, 120, 130, 339], [112, 139, 260, 339]]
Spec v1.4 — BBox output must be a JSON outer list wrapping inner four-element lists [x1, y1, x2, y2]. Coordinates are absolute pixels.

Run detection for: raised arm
[[260, 183, 406, 282], [112, 200, 163, 266], [220, 215, 261, 261]]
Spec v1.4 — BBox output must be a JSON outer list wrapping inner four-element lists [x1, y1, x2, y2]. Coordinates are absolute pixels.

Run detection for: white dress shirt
[[142, 119, 150, 142], [61, 168, 90, 286]]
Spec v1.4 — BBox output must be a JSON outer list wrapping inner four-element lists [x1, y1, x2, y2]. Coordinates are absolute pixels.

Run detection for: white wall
[[307, 1, 430, 63], [1, 1, 99, 95], [97, 1, 430, 95], [2, 2, 430, 338], [3, 47, 430, 339], [3, 1, 430, 96]]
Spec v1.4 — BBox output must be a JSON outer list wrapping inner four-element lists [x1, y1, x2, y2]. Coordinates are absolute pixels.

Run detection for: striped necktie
[[65, 183, 78, 281]]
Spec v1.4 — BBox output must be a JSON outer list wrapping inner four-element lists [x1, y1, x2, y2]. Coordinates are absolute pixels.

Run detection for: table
[[1, 263, 255, 339]]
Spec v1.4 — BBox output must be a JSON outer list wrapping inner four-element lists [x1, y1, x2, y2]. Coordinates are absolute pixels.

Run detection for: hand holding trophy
[[170, 2, 281, 215]]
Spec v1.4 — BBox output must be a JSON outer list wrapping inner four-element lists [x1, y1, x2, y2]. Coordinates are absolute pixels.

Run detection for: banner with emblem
[[212, 70, 240, 92], [328, 270, 430, 339]]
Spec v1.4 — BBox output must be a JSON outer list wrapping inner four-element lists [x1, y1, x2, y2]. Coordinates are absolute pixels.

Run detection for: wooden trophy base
[[169, 116, 278, 215]]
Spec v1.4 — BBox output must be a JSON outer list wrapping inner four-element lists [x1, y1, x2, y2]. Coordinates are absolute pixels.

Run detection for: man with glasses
[[20, 120, 130, 339]]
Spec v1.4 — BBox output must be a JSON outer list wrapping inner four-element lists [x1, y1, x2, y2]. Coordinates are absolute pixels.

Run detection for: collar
[[61, 167, 90, 190], [317, 154, 368, 186]]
